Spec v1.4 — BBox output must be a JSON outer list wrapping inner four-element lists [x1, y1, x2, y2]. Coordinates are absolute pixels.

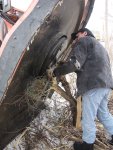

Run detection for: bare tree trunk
[[105, 0, 109, 50]]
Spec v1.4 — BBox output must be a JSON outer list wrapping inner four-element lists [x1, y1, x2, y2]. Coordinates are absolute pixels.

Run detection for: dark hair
[[71, 28, 95, 40]]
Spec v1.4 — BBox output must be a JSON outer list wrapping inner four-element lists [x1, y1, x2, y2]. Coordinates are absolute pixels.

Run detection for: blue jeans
[[82, 88, 113, 143]]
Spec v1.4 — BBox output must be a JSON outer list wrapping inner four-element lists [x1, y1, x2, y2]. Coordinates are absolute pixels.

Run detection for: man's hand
[[46, 61, 66, 79], [46, 68, 55, 80]]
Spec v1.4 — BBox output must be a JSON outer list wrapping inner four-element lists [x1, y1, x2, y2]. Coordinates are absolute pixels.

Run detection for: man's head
[[71, 28, 95, 40]]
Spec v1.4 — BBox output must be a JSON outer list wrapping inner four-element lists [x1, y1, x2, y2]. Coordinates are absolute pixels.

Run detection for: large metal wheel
[[39, 34, 67, 74], [0, 0, 95, 148]]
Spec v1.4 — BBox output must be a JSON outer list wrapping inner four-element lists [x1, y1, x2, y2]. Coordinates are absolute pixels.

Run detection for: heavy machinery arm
[[0, 0, 95, 148]]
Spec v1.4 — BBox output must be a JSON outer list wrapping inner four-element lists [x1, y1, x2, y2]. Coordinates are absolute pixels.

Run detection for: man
[[53, 28, 113, 150]]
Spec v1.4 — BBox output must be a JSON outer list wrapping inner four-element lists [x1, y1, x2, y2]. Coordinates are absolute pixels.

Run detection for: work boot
[[108, 135, 113, 145], [73, 141, 94, 150]]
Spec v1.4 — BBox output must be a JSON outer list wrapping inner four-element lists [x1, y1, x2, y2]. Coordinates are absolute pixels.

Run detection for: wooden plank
[[75, 96, 82, 129]]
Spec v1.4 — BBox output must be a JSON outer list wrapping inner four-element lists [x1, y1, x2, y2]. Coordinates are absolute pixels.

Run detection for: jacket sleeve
[[53, 60, 78, 77], [53, 37, 88, 77]]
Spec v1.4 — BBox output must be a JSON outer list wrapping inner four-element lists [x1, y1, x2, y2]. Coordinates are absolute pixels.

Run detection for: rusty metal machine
[[0, 0, 95, 148]]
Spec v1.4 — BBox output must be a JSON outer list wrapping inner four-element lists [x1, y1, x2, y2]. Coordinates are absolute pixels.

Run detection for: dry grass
[[24, 76, 50, 110]]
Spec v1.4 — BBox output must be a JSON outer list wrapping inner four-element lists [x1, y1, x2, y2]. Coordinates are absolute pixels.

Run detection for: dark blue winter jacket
[[54, 36, 113, 95]]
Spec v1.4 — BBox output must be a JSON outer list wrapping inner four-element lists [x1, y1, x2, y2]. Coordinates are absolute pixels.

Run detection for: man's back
[[76, 36, 113, 95]]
